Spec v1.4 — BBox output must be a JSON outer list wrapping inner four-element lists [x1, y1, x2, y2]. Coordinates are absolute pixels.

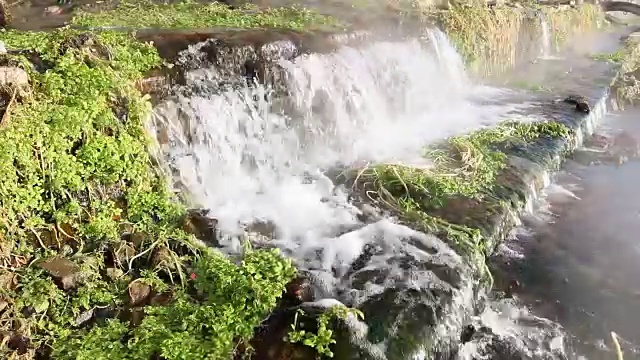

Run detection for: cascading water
[[150, 31, 512, 238], [537, 12, 560, 61], [540, 13, 552, 58], [147, 28, 574, 359]]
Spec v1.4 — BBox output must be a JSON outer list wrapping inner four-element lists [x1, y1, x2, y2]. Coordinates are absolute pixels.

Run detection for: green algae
[[0, 28, 296, 359], [72, 0, 341, 31]]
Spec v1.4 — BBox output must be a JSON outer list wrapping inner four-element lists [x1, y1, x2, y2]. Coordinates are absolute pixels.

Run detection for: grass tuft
[[349, 121, 570, 274]]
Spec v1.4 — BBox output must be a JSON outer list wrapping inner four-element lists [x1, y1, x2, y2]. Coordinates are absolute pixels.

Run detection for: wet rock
[[571, 148, 606, 166], [356, 203, 384, 223], [285, 276, 313, 304], [246, 220, 276, 239], [149, 291, 173, 306], [573, 130, 640, 166], [460, 324, 476, 344], [37, 257, 81, 290], [135, 74, 170, 96], [246, 305, 321, 360], [504, 279, 521, 298], [331, 221, 472, 359], [128, 280, 152, 307], [562, 95, 590, 114], [182, 209, 219, 246], [612, 131, 640, 158], [585, 132, 609, 148]]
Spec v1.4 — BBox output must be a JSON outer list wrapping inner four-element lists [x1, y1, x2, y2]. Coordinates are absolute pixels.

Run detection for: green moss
[[72, 0, 341, 30], [352, 121, 570, 271], [0, 27, 296, 358]]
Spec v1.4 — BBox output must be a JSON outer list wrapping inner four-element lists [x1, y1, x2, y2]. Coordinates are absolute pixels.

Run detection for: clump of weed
[[0, 28, 297, 358], [431, 3, 603, 75], [611, 34, 640, 108], [542, 4, 604, 51], [435, 5, 527, 74], [350, 121, 570, 271], [287, 306, 364, 358], [72, 0, 341, 31], [591, 50, 625, 63]]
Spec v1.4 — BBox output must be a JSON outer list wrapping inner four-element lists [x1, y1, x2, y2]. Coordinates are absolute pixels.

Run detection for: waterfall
[[147, 28, 572, 359]]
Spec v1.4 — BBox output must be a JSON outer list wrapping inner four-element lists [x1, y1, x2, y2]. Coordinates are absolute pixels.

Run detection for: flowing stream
[[493, 109, 640, 360], [146, 27, 605, 359]]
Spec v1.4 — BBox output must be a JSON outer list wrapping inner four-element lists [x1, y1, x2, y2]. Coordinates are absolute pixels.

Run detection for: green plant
[[349, 120, 571, 276], [288, 306, 364, 358], [52, 247, 296, 359], [0, 26, 298, 358], [591, 50, 625, 63]]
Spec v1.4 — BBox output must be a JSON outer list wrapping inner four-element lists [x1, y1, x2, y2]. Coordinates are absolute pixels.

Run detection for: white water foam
[[147, 29, 572, 358], [150, 31, 517, 240]]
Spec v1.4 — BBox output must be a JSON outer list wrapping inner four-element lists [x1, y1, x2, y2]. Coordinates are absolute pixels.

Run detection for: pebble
[[0, 41, 5, 55]]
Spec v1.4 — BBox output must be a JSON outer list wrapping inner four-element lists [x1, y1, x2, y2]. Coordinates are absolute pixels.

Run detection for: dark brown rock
[[182, 209, 219, 246], [7, 333, 29, 354], [242, 307, 318, 360], [128, 280, 152, 307], [37, 257, 81, 290], [285, 276, 313, 304], [129, 307, 145, 327], [563, 95, 590, 114], [149, 291, 173, 306]]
